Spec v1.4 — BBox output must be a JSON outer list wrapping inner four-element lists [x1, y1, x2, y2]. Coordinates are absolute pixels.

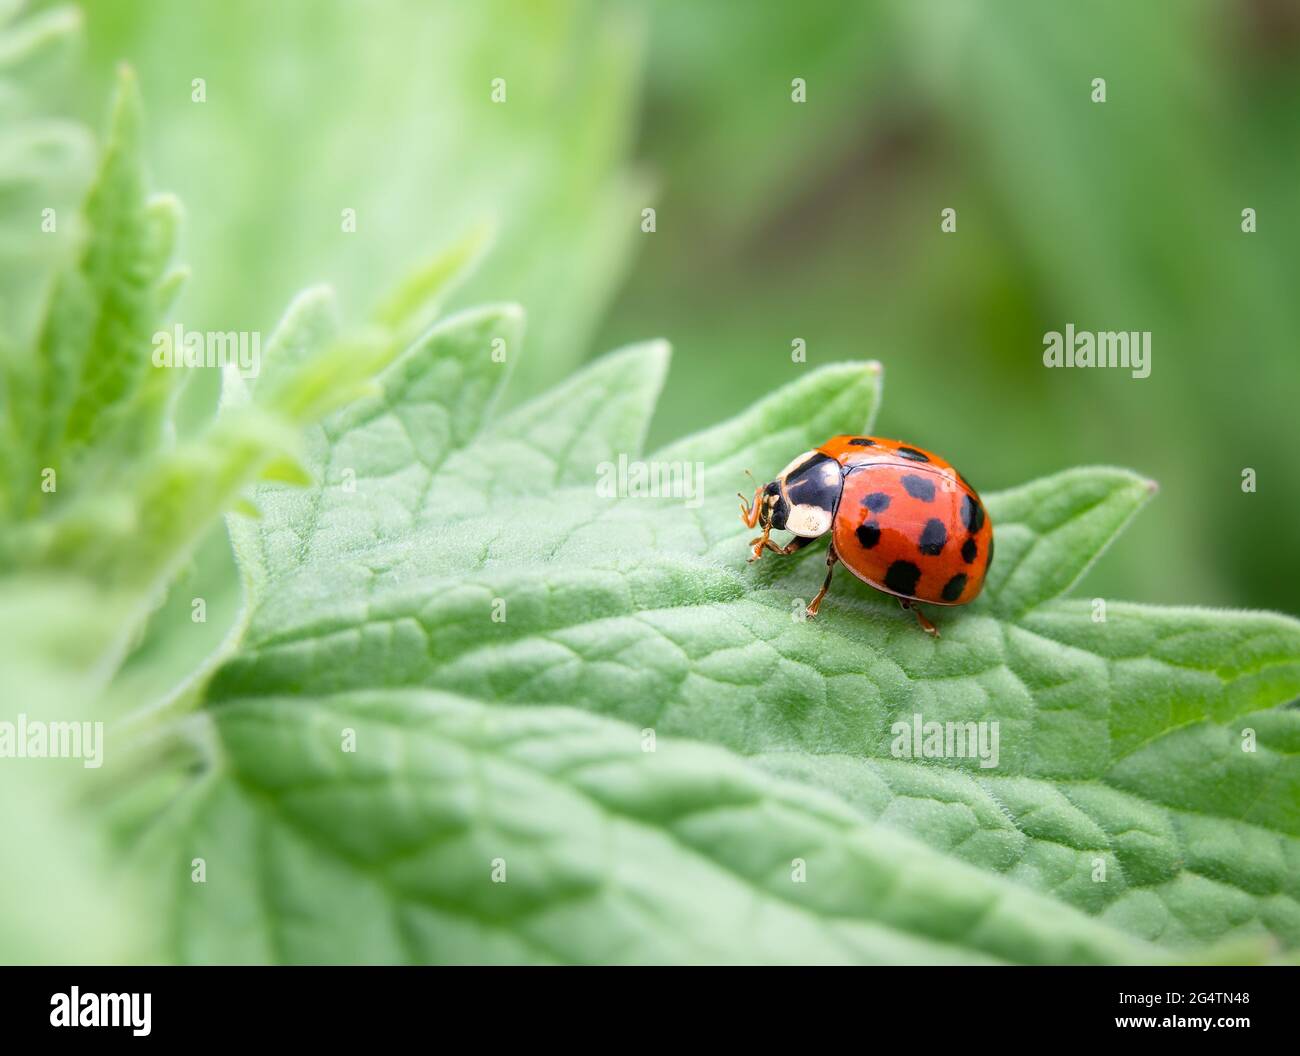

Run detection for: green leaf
[[0, 60, 488, 974], [484, 338, 668, 489], [0, 576, 153, 964], [372, 223, 493, 338], [980, 467, 1155, 617], [136, 327, 1300, 964], [0, 79, 431, 609], [143, 688, 1162, 965], [31, 67, 181, 474], [0, 15, 514, 966], [236, 302, 523, 586]]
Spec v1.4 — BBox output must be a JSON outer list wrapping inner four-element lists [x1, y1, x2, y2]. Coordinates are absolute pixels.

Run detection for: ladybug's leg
[[804, 545, 839, 619], [750, 534, 812, 562], [899, 598, 940, 638], [738, 486, 764, 528]]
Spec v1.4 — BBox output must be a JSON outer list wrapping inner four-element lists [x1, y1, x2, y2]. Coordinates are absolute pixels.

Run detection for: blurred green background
[[45, 0, 1300, 612]]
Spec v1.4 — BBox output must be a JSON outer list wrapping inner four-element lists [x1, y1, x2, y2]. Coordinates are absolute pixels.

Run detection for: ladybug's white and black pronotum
[[740, 435, 994, 636]]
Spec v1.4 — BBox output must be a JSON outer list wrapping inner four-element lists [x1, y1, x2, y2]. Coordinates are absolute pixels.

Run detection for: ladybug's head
[[757, 480, 787, 530], [758, 451, 842, 538]]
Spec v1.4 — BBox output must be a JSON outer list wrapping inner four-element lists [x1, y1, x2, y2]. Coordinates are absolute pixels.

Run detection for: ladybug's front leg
[[749, 533, 812, 563], [804, 545, 839, 619], [738, 486, 764, 529]]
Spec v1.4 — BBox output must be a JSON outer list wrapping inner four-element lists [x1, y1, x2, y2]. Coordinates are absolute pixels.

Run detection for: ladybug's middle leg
[[804, 545, 839, 619], [899, 598, 940, 638]]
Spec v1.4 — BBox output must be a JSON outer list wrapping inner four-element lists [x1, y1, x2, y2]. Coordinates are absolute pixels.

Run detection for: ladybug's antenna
[[739, 470, 758, 504]]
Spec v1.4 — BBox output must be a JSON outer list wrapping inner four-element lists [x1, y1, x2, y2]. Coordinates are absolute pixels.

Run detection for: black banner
[[0, 965, 1291, 1043]]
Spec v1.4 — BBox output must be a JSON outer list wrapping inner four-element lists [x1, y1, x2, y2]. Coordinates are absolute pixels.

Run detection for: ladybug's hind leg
[[899, 598, 940, 638], [804, 545, 839, 619]]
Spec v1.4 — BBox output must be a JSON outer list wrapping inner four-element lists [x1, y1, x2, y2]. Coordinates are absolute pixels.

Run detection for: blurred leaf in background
[[0, 7, 441, 961], [0, 0, 93, 338], [65, 0, 649, 407], [0, 0, 138, 962]]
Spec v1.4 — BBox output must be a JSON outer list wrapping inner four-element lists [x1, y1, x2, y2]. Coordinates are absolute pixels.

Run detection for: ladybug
[[739, 435, 994, 636]]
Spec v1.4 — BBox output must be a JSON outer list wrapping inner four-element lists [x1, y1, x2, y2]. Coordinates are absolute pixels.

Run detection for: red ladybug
[[740, 435, 994, 636]]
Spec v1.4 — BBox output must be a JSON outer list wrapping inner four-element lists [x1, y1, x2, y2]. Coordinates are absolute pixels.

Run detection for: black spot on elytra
[[897, 446, 930, 462], [901, 473, 936, 502], [848, 437, 876, 446], [919, 518, 947, 555], [962, 494, 985, 533], [856, 522, 881, 549], [961, 537, 978, 563], [884, 560, 921, 595], [862, 492, 891, 512], [942, 573, 968, 602]]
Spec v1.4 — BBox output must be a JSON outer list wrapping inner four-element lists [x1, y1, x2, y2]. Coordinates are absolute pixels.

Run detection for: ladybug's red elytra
[[740, 435, 994, 636]]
